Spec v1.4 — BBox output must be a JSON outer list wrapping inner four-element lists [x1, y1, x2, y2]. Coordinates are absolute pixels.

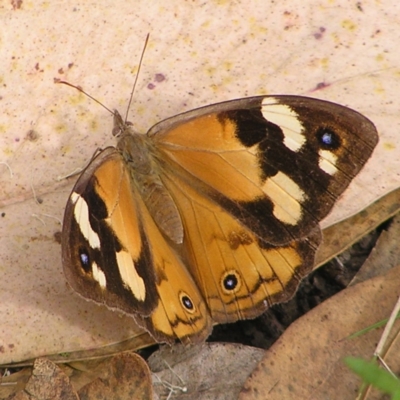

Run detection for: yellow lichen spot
[[258, 26, 268, 35], [213, 0, 230, 5], [375, 53, 385, 62], [206, 67, 216, 77], [60, 145, 71, 154], [55, 124, 67, 133], [374, 82, 385, 95], [68, 93, 85, 106], [249, 16, 256, 25], [256, 79, 270, 95], [384, 142, 396, 150], [222, 76, 233, 86], [90, 118, 98, 132], [135, 105, 146, 117], [341, 19, 357, 31], [320, 57, 329, 68], [210, 83, 219, 93], [223, 61, 233, 71], [3, 147, 14, 156], [128, 65, 139, 75], [330, 32, 340, 44]]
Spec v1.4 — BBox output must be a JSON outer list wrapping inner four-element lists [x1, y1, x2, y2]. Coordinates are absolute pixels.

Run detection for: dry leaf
[[5, 358, 78, 400], [2, 353, 153, 400], [149, 343, 264, 399], [240, 264, 400, 399], [1, 0, 398, 365], [315, 187, 400, 268], [77, 352, 153, 400], [351, 211, 400, 286]]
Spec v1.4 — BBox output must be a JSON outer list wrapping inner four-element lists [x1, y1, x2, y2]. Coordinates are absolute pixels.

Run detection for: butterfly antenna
[[55, 79, 115, 116], [55, 34, 149, 120], [124, 33, 150, 123]]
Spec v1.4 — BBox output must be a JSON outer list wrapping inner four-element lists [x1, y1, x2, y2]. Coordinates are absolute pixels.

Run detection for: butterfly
[[62, 94, 378, 344]]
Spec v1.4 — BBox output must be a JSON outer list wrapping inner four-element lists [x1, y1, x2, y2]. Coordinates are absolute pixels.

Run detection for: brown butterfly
[[62, 94, 378, 343]]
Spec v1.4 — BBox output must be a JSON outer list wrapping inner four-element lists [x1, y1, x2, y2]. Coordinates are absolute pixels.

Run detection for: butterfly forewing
[[62, 148, 159, 316], [153, 96, 378, 245]]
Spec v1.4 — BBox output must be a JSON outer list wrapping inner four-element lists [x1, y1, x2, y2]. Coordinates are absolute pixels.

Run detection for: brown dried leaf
[[351, 211, 400, 285], [5, 358, 78, 400], [77, 352, 153, 400], [149, 343, 264, 400], [315, 187, 400, 268], [240, 264, 400, 399], [1, 0, 398, 365]]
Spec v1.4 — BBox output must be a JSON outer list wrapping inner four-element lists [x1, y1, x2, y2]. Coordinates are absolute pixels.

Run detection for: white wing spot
[[71, 192, 101, 249], [262, 171, 305, 225], [116, 250, 146, 301], [261, 98, 305, 152], [92, 262, 107, 288], [319, 149, 338, 175]]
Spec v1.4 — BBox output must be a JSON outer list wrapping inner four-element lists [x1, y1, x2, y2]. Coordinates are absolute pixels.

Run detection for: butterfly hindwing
[[132, 191, 212, 343], [162, 172, 322, 323]]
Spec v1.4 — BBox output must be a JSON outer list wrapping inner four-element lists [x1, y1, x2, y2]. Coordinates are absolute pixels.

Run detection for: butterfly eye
[[179, 292, 195, 313], [316, 128, 341, 150], [221, 270, 242, 294]]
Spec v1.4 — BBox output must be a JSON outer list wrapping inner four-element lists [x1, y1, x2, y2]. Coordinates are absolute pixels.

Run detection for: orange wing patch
[[155, 114, 264, 202]]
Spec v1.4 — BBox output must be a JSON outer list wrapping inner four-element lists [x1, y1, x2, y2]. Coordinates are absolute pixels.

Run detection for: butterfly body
[[62, 95, 378, 343], [116, 116, 184, 244]]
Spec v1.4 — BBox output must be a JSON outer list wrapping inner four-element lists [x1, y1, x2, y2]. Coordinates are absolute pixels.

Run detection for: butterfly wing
[[150, 95, 378, 322], [152, 96, 378, 245], [62, 148, 212, 343]]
